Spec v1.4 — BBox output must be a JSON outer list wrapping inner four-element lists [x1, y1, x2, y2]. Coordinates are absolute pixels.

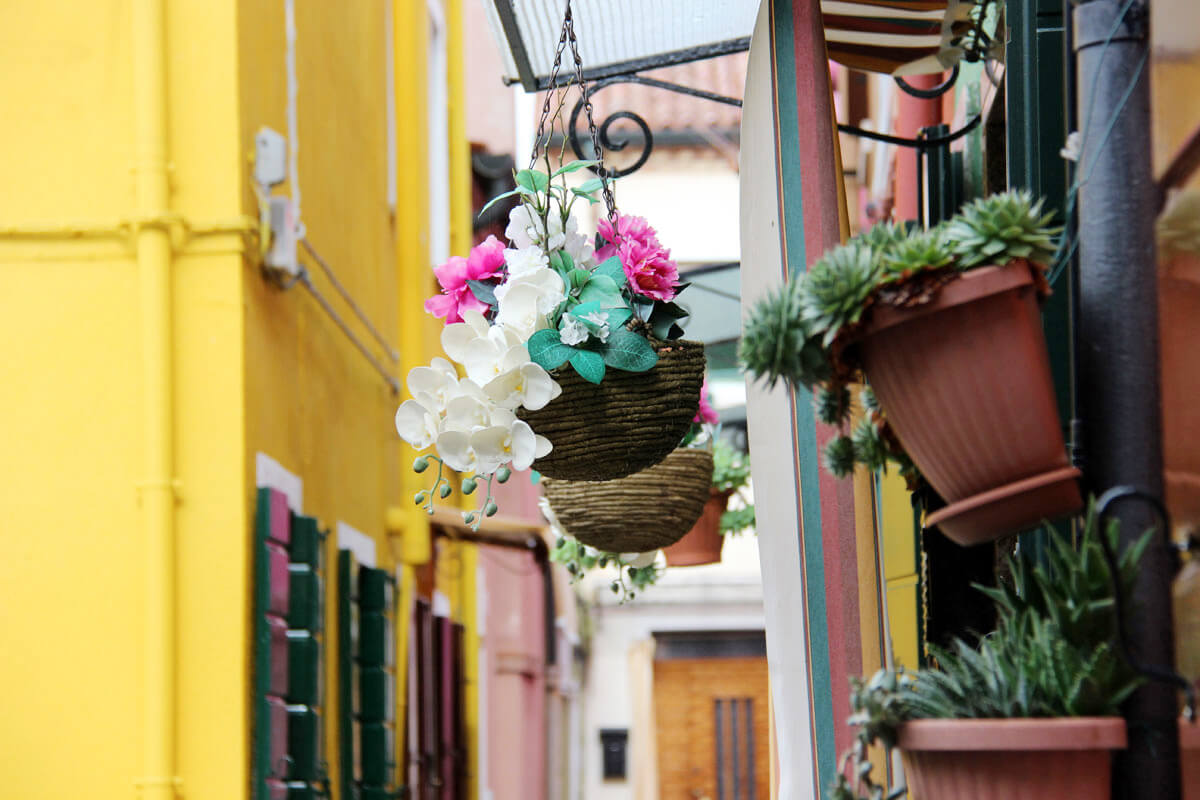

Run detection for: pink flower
[[595, 214, 678, 302], [425, 235, 506, 324], [694, 378, 719, 425]]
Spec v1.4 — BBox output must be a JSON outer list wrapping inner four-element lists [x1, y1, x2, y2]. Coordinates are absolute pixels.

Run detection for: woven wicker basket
[[542, 448, 714, 553], [519, 338, 706, 481]]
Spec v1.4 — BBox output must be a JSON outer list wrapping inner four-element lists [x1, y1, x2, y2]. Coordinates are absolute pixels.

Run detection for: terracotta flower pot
[[1181, 718, 1200, 799], [898, 717, 1126, 800], [663, 488, 732, 567], [855, 260, 1082, 545], [1160, 254, 1200, 533]]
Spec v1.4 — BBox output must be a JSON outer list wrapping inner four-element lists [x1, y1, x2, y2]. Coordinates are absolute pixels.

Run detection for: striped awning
[[484, 0, 982, 89], [822, 0, 979, 76]]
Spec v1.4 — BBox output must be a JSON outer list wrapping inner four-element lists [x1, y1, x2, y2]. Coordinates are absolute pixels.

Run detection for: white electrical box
[[265, 196, 299, 275], [254, 127, 288, 188]]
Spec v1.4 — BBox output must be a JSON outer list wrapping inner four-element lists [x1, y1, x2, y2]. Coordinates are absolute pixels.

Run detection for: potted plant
[[663, 436, 755, 567], [831, 504, 1145, 800], [545, 505, 664, 604], [393, 157, 705, 527], [1158, 190, 1200, 532], [740, 190, 1081, 545]]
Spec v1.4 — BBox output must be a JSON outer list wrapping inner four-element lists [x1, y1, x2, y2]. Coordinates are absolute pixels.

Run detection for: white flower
[[484, 362, 562, 410], [539, 495, 567, 538], [435, 429, 477, 473], [564, 224, 594, 267], [442, 310, 529, 386], [506, 205, 565, 251], [559, 316, 589, 346], [395, 399, 439, 450], [579, 310, 611, 342], [504, 245, 550, 277], [494, 267, 566, 341], [470, 418, 551, 473]]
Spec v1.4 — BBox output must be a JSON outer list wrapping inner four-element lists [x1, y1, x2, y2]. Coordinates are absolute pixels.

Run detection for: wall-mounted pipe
[[131, 0, 179, 798]]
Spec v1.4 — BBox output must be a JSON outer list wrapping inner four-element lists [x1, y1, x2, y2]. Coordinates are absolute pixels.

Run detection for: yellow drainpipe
[[131, 0, 178, 799], [444, 5, 483, 798], [391, 0, 432, 785]]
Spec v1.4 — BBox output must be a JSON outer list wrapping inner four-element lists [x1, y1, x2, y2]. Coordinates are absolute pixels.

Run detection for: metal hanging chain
[[530, 1, 617, 224]]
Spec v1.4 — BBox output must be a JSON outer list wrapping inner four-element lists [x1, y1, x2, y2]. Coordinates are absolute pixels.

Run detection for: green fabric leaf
[[527, 329, 575, 370], [552, 159, 599, 176], [600, 328, 658, 372], [568, 268, 591, 290], [478, 188, 521, 216], [568, 348, 606, 384], [576, 177, 605, 193], [579, 274, 626, 309], [466, 279, 497, 307], [594, 255, 627, 288], [605, 307, 634, 329], [515, 169, 549, 192]]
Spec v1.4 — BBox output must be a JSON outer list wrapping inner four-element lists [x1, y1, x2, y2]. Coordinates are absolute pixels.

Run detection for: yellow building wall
[[0, 0, 460, 798], [0, 1, 249, 799]]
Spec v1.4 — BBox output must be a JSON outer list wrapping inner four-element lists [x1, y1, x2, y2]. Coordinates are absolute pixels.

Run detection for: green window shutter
[[338, 553, 398, 800], [254, 489, 330, 800]]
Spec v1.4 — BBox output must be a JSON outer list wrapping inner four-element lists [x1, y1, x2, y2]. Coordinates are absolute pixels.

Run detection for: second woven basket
[[519, 338, 706, 481], [542, 448, 714, 553]]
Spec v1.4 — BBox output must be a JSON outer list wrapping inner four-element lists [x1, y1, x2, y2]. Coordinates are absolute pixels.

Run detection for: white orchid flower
[[435, 429, 477, 473], [406, 359, 460, 414], [470, 419, 551, 473], [485, 362, 562, 410], [394, 399, 439, 450], [442, 310, 530, 386], [442, 392, 493, 433], [494, 267, 566, 341], [506, 205, 566, 251]]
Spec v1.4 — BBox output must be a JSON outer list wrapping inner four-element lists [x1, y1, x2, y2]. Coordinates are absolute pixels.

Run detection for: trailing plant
[[712, 438, 755, 536], [740, 190, 1063, 484], [830, 504, 1147, 798], [545, 499, 661, 603]]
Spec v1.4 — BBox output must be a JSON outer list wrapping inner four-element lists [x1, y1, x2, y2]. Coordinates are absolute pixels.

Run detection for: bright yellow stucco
[[0, 1, 466, 798]]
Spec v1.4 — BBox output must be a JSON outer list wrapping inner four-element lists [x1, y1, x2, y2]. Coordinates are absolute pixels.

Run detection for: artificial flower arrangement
[[395, 160, 693, 528]]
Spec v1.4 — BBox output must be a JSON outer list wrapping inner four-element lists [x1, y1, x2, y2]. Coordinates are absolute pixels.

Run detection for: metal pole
[[1073, 2, 1179, 799]]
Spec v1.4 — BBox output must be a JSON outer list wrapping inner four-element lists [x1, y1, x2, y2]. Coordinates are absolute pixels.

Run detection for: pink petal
[[425, 293, 463, 324], [467, 235, 506, 279], [434, 256, 470, 291]]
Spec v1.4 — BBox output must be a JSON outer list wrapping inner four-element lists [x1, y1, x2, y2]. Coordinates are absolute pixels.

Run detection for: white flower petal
[[444, 395, 491, 432], [470, 426, 511, 475], [395, 400, 436, 450], [442, 321, 480, 364], [518, 363, 560, 410], [509, 420, 537, 471], [623, 551, 659, 568], [436, 430, 476, 472], [534, 433, 553, 459], [407, 365, 451, 400]]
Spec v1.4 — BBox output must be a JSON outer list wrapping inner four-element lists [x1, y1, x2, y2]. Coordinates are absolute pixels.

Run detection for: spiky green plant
[[823, 434, 857, 477], [944, 189, 1061, 268], [831, 506, 1147, 799], [858, 220, 911, 257], [850, 417, 890, 472], [801, 240, 883, 346], [739, 278, 831, 389], [859, 386, 881, 415], [814, 383, 852, 427], [880, 226, 955, 280]]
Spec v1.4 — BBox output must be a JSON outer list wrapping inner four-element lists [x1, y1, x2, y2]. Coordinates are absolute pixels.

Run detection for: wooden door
[[654, 657, 771, 800]]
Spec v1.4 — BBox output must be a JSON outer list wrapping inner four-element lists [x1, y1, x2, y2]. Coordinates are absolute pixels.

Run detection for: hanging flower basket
[[542, 448, 713, 553], [519, 338, 705, 481]]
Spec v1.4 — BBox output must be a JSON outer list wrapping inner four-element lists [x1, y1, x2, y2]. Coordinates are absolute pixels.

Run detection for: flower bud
[[462, 478, 477, 495], [496, 466, 512, 484], [413, 456, 430, 473], [414, 491, 426, 504], [439, 484, 452, 499], [485, 501, 498, 517]]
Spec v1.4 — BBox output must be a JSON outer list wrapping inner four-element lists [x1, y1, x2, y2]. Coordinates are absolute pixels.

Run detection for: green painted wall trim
[[770, 0, 837, 790]]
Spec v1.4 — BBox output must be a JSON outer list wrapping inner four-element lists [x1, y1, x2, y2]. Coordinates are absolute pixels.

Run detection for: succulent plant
[[944, 189, 1061, 268], [801, 240, 883, 346], [739, 278, 832, 389], [880, 225, 955, 281], [814, 382, 852, 427], [858, 220, 910, 256], [822, 434, 857, 477], [850, 417, 890, 472]]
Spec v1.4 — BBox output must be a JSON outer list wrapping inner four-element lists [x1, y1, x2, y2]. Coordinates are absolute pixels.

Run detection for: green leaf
[[605, 306, 634, 330], [569, 301, 603, 318], [568, 348, 606, 384], [579, 274, 626, 309], [552, 159, 599, 177], [467, 279, 497, 307], [594, 255, 627, 288], [515, 169, 549, 192], [477, 188, 520, 217], [600, 328, 658, 372], [568, 268, 590, 290], [527, 328, 575, 370], [576, 177, 605, 194], [571, 188, 600, 205]]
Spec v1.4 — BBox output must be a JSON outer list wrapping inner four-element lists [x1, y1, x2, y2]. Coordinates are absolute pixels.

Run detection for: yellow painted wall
[[0, 0, 459, 798]]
